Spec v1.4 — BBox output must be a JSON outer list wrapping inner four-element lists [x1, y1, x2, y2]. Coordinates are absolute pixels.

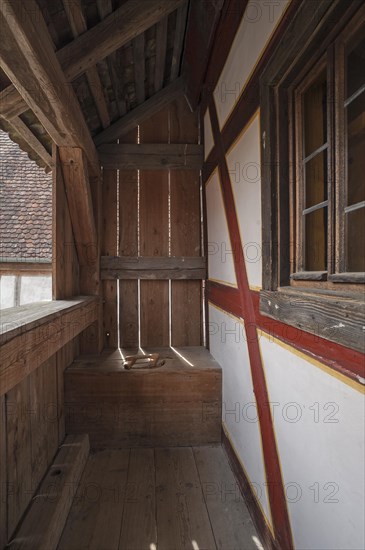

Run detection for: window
[[259, 1, 365, 352], [291, 16, 365, 283]]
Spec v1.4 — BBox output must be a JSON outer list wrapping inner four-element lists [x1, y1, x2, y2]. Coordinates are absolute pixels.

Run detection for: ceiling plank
[[133, 34, 146, 105], [98, 143, 203, 170], [170, 2, 189, 81], [0, 0, 99, 175], [58, 147, 98, 265], [154, 16, 168, 92], [94, 77, 185, 145], [63, 0, 110, 129], [0, 0, 186, 122]]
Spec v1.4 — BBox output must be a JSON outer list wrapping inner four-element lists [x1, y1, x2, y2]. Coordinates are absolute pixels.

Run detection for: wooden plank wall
[[0, 339, 79, 545], [102, 96, 202, 349]]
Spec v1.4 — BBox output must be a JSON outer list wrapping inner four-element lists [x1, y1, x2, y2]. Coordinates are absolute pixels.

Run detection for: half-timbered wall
[[202, 1, 365, 550], [102, 96, 202, 349]]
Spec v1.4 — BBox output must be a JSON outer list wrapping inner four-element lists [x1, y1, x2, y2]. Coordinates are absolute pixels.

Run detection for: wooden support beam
[[183, 0, 224, 110], [170, 2, 189, 81], [155, 17, 168, 92], [94, 77, 185, 145], [133, 34, 146, 105], [5, 117, 53, 169], [98, 143, 203, 169], [63, 0, 110, 129], [0, 0, 100, 175], [0, 0, 186, 120], [101, 256, 207, 280], [58, 147, 98, 268]]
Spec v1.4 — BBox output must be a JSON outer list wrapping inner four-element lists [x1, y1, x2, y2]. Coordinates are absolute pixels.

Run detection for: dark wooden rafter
[[155, 16, 169, 92], [0, 0, 99, 175], [94, 77, 184, 145], [98, 143, 203, 169], [63, 0, 111, 129], [133, 33, 146, 105], [170, 2, 189, 81], [0, 0, 187, 121]]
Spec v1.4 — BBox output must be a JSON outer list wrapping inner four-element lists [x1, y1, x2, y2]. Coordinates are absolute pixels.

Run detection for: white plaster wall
[[0, 276, 16, 309], [204, 108, 215, 160], [206, 170, 237, 287], [259, 331, 365, 550], [227, 113, 262, 289], [20, 276, 52, 305], [0, 274, 52, 309], [209, 303, 272, 528], [214, 0, 289, 128]]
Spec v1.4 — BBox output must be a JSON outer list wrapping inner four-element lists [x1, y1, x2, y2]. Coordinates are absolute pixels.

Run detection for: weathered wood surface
[[101, 256, 206, 280], [155, 447, 217, 550], [52, 146, 80, 299], [155, 16, 169, 92], [0, 297, 98, 395], [6, 117, 52, 168], [58, 449, 129, 550], [57, 444, 262, 550], [0, 0, 99, 175], [260, 288, 365, 353], [94, 77, 184, 145], [139, 109, 170, 347], [0, 395, 6, 549], [170, 96, 202, 346], [0, 1, 186, 122], [65, 347, 222, 449], [0, 262, 52, 275], [194, 446, 259, 550], [8, 434, 89, 550], [102, 167, 118, 349], [98, 143, 203, 170]]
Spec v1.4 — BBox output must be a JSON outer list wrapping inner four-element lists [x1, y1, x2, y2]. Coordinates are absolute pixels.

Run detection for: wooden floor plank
[[155, 447, 217, 550], [58, 449, 130, 550], [194, 446, 260, 550], [119, 448, 157, 549]]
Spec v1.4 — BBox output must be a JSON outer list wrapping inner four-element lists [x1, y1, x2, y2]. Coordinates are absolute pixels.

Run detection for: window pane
[[304, 70, 327, 156], [347, 92, 365, 205], [304, 207, 328, 271], [305, 150, 328, 209], [346, 208, 365, 272], [346, 34, 365, 99]]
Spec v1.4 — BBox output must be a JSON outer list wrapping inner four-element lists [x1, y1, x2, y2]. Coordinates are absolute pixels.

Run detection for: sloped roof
[[0, 131, 52, 261]]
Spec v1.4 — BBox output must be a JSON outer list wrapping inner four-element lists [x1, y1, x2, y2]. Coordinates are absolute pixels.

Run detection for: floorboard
[[58, 445, 262, 550]]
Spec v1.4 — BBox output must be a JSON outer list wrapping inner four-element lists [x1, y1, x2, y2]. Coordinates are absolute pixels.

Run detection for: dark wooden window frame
[[259, 0, 365, 353]]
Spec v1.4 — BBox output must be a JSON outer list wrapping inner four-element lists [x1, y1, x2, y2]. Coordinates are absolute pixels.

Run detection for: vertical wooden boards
[[119, 129, 139, 348], [52, 145, 79, 299], [170, 96, 202, 345], [102, 167, 118, 349], [6, 376, 32, 538], [119, 449, 157, 549], [140, 110, 170, 347], [58, 449, 129, 550], [155, 447, 217, 550]]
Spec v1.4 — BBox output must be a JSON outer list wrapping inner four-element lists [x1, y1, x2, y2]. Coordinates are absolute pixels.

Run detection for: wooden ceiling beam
[[63, 0, 111, 129], [133, 34, 146, 105], [170, 2, 189, 81], [0, 0, 100, 175], [58, 147, 98, 265], [98, 143, 203, 170], [154, 17, 168, 93], [94, 77, 185, 145], [0, 0, 186, 121]]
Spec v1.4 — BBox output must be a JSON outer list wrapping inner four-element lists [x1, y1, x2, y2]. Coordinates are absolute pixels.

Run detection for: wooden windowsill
[[259, 287, 365, 353]]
